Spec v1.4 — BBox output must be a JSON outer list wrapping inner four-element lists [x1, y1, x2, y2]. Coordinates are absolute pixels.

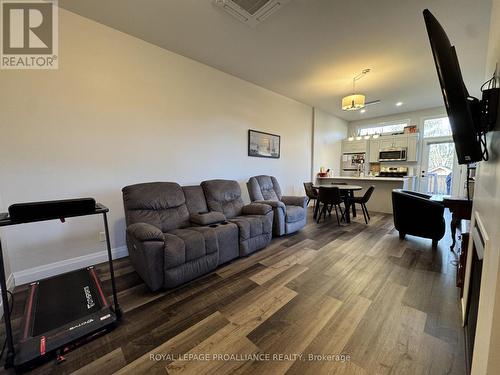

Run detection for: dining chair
[[303, 182, 318, 207], [332, 181, 348, 196], [331, 182, 351, 214], [349, 186, 375, 224], [317, 187, 344, 226]]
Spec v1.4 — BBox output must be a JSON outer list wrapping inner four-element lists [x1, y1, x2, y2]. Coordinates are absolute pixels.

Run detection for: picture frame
[[248, 130, 281, 159]]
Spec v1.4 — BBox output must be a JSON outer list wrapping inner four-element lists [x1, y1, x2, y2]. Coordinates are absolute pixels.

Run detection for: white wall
[[348, 106, 446, 136], [0, 9, 313, 280], [470, 0, 500, 373], [312, 108, 348, 178]]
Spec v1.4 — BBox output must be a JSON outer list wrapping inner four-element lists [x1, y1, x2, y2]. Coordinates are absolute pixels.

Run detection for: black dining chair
[[317, 187, 344, 226], [303, 182, 318, 207], [332, 182, 349, 197], [331, 182, 352, 215], [349, 186, 375, 224]]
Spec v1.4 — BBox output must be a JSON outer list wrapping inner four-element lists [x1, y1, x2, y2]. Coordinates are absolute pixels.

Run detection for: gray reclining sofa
[[122, 180, 273, 291]]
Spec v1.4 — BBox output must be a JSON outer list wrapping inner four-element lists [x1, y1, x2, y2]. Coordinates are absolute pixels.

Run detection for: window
[[423, 117, 452, 138], [357, 121, 408, 136]]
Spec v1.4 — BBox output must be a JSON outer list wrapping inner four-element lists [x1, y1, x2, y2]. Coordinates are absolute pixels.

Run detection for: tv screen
[[423, 9, 482, 164]]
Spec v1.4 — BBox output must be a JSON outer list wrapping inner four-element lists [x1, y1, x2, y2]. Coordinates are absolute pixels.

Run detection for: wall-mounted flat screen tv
[[423, 9, 483, 164]]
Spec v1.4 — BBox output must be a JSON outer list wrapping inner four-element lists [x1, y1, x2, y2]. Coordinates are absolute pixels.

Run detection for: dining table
[[313, 184, 363, 224]]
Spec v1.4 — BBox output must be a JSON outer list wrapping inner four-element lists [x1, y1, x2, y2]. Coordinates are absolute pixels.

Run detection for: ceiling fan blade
[[364, 100, 381, 107]]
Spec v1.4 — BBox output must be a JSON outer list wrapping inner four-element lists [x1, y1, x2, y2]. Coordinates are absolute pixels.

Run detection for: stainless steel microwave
[[379, 148, 407, 161]]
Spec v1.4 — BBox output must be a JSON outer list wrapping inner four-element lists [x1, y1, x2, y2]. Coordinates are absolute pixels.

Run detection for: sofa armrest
[[190, 212, 226, 226], [253, 200, 286, 211], [281, 195, 308, 208], [127, 222, 164, 242], [242, 203, 273, 215]]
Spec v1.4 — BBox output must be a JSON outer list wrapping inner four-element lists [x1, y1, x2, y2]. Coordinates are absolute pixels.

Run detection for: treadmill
[[0, 198, 122, 369]]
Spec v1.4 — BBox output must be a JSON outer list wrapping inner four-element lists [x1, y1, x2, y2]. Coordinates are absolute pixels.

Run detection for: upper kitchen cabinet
[[365, 133, 419, 163], [379, 138, 395, 149], [379, 134, 409, 149], [394, 137, 408, 148], [341, 139, 368, 153]]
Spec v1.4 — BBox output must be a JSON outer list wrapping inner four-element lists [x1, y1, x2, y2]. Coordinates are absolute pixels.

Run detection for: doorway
[[420, 139, 459, 195], [419, 116, 463, 196], [420, 140, 453, 195]]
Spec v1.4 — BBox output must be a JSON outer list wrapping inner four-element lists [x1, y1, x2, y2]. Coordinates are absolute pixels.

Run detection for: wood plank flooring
[[0, 208, 465, 374]]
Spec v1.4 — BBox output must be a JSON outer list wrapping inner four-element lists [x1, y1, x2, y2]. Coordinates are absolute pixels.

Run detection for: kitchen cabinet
[[369, 139, 380, 162], [394, 137, 408, 148], [341, 139, 368, 153], [364, 133, 420, 163], [379, 138, 395, 149], [406, 134, 419, 162], [379, 134, 408, 149]]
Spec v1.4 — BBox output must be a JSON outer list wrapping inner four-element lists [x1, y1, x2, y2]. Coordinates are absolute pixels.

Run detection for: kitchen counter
[[316, 176, 417, 214], [317, 176, 416, 182]]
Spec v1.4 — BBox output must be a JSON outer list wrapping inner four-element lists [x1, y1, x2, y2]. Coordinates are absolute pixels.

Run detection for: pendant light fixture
[[342, 69, 370, 111]]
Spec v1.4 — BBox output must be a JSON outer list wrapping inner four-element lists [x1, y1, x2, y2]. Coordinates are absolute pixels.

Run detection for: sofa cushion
[[164, 253, 218, 289], [168, 227, 218, 263], [248, 175, 283, 201], [259, 176, 281, 200], [122, 182, 190, 231], [286, 205, 306, 223], [212, 222, 239, 264], [201, 180, 244, 219], [183, 185, 209, 214], [230, 215, 272, 240]]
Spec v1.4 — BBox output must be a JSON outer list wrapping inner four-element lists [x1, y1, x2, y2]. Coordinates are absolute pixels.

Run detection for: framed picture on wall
[[248, 130, 281, 159]]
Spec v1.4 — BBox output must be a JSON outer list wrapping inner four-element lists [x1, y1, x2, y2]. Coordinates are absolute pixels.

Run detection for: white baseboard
[[13, 245, 129, 286]]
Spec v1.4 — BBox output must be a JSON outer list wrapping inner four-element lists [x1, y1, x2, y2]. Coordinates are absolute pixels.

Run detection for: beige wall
[[471, 0, 500, 373], [0, 9, 313, 279], [312, 108, 348, 178]]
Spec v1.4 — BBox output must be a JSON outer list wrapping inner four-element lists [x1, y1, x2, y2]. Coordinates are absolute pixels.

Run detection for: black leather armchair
[[392, 189, 445, 248]]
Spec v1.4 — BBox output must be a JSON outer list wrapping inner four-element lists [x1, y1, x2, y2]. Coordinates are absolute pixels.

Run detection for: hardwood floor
[[1, 208, 465, 374]]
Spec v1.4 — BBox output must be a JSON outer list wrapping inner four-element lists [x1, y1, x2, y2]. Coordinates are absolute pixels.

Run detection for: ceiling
[[59, 0, 492, 121]]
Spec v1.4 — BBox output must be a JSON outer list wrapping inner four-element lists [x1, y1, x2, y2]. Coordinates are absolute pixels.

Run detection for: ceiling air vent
[[214, 0, 289, 26]]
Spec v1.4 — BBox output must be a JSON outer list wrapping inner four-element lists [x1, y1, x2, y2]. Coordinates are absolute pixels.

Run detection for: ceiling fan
[[341, 69, 381, 111]]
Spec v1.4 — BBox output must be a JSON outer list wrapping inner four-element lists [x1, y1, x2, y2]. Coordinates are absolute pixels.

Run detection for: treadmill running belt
[[31, 269, 104, 336]]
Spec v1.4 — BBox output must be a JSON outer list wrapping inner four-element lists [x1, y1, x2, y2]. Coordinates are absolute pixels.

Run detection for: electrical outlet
[[99, 231, 106, 242]]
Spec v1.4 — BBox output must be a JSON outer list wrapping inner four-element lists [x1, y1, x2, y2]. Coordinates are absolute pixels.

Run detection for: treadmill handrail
[[0, 203, 109, 227]]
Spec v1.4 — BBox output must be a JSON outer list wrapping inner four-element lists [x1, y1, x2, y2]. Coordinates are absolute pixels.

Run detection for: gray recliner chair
[[201, 179, 273, 256], [123, 182, 220, 290], [247, 175, 307, 236]]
